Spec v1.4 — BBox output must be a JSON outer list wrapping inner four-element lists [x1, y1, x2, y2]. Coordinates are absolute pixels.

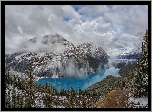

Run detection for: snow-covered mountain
[[5, 34, 109, 78], [116, 51, 141, 60], [111, 50, 141, 75], [114, 50, 141, 64]]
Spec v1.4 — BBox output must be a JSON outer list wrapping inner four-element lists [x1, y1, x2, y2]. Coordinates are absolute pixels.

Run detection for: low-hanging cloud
[[59, 59, 87, 78]]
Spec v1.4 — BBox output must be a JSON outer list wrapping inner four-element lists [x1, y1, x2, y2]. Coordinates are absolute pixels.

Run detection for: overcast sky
[[5, 5, 148, 56]]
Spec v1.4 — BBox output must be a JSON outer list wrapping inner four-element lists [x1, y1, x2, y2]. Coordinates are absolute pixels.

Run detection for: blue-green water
[[34, 67, 120, 91]]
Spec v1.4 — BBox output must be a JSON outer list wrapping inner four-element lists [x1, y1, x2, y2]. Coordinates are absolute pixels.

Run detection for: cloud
[[61, 5, 81, 20], [59, 59, 87, 78], [77, 5, 109, 20], [104, 5, 148, 36], [5, 5, 148, 56]]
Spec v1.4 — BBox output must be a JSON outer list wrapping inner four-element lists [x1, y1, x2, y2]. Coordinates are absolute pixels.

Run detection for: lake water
[[34, 67, 120, 91]]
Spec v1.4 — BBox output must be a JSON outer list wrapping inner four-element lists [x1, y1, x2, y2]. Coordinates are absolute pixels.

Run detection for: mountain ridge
[[5, 34, 109, 78]]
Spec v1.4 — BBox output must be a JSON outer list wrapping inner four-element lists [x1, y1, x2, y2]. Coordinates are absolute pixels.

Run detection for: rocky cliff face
[[5, 34, 109, 78]]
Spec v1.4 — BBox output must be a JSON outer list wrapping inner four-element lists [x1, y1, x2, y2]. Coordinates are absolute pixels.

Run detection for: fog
[[12, 34, 66, 54], [59, 59, 88, 78], [56, 55, 120, 89]]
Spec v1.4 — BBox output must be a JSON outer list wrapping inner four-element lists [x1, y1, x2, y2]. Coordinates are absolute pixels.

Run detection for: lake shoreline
[[34, 67, 120, 91]]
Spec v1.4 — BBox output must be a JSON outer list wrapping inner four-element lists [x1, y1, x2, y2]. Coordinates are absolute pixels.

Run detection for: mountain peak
[[6, 33, 109, 78]]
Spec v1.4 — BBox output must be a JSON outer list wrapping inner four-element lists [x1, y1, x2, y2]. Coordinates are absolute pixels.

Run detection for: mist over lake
[[34, 67, 120, 91]]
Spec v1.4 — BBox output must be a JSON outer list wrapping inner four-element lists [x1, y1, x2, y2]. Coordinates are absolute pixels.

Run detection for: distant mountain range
[[116, 51, 141, 60], [113, 50, 141, 64], [114, 50, 141, 76], [5, 34, 109, 78]]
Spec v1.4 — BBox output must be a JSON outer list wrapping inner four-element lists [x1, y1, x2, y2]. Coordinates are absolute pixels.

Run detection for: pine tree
[[12, 85, 17, 108], [5, 84, 11, 108], [69, 87, 74, 106], [134, 29, 148, 97], [23, 67, 37, 108], [42, 82, 53, 108]]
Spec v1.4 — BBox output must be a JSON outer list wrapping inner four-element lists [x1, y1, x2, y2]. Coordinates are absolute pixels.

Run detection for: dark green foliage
[[133, 29, 148, 98], [121, 29, 148, 98]]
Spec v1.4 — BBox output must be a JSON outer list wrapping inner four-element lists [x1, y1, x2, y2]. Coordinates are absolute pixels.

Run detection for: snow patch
[[127, 97, 148, 107]]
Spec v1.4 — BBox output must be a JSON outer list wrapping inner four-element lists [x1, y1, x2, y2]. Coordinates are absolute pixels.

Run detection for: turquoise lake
[[34, 67, 120, 91]]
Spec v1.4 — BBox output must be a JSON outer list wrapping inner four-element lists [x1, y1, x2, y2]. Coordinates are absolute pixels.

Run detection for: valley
[[5, 30, 148, 108]]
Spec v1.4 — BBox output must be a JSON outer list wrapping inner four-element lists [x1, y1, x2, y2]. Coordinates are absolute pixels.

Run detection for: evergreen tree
[[12, 85, 17, 108], [5, 83, 11, 108], [134, 29, 148, 97], [66, 87, 76, 108]]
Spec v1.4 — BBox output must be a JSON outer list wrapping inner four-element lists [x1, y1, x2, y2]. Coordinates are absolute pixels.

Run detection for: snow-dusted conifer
[[134, 29, 148, 97]]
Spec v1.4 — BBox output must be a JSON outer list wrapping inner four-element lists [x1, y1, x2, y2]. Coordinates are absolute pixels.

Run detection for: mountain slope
[[93, 88, 130, 108], [5, 34, 109, 78]]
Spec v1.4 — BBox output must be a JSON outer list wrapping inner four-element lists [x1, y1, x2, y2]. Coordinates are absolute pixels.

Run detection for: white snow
[[127, 97, 148, 108], [9, 70, 25, 79], [33, 75, 45, 82], [26, 56, 32, 60], [52, 72, 59, 78], [34, 93, 45, 108], [58, 96, 67, 101], [15, 53, 27, 60], [37, 51, 46, 57]]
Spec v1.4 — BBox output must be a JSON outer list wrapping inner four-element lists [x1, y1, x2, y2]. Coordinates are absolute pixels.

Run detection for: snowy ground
[[127, 97, 148, 108], [9, 70, 26, 79], [8, 69, 44, 82]]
